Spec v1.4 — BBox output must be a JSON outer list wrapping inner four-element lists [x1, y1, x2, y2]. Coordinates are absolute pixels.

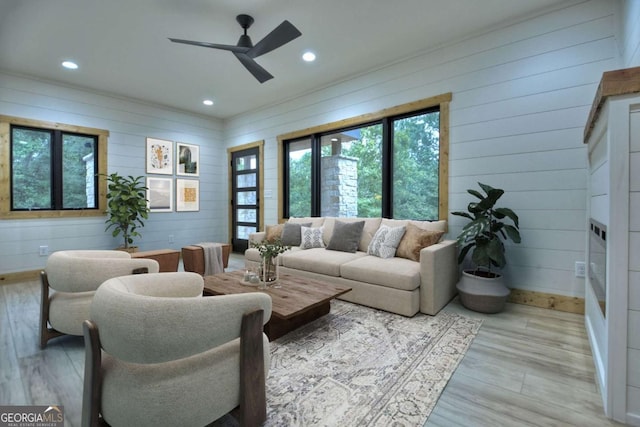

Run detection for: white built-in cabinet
[[585, 66, 640, 425]]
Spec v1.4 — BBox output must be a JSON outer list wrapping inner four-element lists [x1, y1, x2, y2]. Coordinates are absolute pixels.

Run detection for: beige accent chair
[[82, 272, 272, 427], [40, 250, 159, 348]]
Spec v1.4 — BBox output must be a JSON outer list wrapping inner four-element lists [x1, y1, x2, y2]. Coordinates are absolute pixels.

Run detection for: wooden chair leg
[[82, 320, 106, 427], [239, 309, 267, 427], [39, 272, 64, 349]]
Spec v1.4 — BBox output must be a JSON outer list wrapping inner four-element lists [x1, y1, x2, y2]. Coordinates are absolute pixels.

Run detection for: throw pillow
[[300, 226, 325, 249], [367, 225, 406, 259], [396, 223, 444, 261], [326, 220, 365, 253], [265, 224, 285, 243], [281, 222, 311, 246]]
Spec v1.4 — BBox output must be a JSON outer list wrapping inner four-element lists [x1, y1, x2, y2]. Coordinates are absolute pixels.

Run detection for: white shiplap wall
[[224, 0, 618, 298], [0, 73, 226, 274]]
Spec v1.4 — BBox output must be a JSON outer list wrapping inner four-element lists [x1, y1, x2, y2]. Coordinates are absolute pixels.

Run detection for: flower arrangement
[[251, 239, 291, 259], [250, 239, 291, 283]]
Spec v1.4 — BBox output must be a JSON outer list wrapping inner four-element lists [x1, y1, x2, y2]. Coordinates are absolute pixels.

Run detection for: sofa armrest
[[245, 232, 266, 268], [248, 231, 266, 244], [419, 239, 459, 315]]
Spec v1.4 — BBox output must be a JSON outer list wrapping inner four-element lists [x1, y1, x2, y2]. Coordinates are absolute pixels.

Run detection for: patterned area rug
[[264, 301, 482, 426]]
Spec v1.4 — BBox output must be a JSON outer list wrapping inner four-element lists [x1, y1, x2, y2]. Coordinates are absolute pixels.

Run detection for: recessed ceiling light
[[203, 99, 214, 106], [302, 51, 316, 62], [61, 61, 78, 70]]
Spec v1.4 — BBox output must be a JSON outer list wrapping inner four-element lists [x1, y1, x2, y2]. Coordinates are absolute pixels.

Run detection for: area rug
[[263, 301, 482, 426]]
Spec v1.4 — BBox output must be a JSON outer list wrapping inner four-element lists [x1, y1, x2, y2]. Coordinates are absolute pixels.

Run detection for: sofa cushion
[[245, 247, 262, 263], [396, 223, 444, 261], [340, 256, 420, 291], [367, 225, 406, 259], [300, 226, 325, 249], [265, 224, 284, 242], [281, 222, 311, 246], [381, 219, 446, 232], [326, 220, 365, 253], [282, 248, 366, 277], [322, 217, 382, 252], [288, 217, 325, 227]]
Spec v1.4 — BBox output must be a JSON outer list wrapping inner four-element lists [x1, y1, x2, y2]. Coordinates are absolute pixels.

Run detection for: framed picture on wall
[[146, 177, 173, 212], [176, 142, 199, 177], [176, 179, 199, 211], [146, 137, 173, 175]]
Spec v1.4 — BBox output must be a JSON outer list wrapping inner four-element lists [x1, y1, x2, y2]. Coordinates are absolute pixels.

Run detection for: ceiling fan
[[169, 14, 302, 83]]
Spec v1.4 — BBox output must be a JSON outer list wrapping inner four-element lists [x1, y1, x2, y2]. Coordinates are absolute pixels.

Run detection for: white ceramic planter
[[456, 270, 510, 314]]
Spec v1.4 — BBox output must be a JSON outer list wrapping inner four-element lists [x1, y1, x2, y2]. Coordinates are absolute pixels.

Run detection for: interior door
[[231, 148, 260, 252]]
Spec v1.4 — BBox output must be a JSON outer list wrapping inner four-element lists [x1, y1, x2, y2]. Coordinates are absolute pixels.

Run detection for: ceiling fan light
[[302, 51, 316, 62]]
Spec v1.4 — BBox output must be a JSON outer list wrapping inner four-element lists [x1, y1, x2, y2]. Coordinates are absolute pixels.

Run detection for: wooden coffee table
[[202, 271, 351, 340]]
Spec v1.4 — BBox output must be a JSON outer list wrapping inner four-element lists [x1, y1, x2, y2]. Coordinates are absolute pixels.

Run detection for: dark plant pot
[[456, 270, 510, 314]]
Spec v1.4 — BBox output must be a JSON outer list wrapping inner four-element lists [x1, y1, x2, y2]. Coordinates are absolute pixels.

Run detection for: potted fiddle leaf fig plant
[[103, 173, 149, 252], [451, 182, 521, 313]]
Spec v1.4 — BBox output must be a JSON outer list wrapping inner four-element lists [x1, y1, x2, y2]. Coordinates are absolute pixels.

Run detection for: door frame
[[227, 140, 264, 251]]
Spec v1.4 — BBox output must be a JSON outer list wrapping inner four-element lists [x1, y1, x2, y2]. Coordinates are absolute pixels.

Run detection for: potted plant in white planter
[[103, 173, 149, 252], [452, 182, 521, 313]]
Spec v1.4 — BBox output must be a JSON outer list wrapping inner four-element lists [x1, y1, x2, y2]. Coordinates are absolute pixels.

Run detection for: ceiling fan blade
[[247, 20, 302, 58], [169, 38, 249, 54], [233, 52, 273, 83]]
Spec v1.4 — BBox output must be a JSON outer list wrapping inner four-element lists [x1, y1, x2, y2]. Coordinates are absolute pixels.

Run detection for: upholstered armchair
[[40, 250, 159, 348], [82, 272, 272, 427]]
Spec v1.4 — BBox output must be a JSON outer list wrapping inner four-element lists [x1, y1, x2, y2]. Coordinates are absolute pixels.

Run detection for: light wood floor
[[0, 254, 624, 426]]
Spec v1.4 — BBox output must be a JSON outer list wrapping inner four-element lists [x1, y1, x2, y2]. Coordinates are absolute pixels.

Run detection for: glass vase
[[260, 256, 278, 288]]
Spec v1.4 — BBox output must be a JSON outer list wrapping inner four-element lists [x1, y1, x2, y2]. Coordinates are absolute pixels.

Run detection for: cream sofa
[[245, 217, 459, 316]]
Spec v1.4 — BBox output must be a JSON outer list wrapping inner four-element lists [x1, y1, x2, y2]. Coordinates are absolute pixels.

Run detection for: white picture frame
[[146, 137, 173, 175], [176, 179, 199, 211], [146, 177, 173, 212], [176, 142, 199, 177]]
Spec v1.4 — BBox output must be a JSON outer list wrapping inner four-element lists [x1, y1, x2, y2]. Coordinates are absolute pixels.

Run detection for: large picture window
[[1, 115, 109, 219], [280, 94, 450, 221]]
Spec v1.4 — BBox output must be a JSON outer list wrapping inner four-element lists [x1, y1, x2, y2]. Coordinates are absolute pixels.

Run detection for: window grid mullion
[[311, 134, 321, 217], [382, 117, 392, 219], [52, 130, 64, 209]]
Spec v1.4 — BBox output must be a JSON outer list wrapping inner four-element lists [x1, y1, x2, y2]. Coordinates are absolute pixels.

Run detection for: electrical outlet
[[575, 261, 585, 278], [168, 234, 175, 244], [39, 245, 49, 256]]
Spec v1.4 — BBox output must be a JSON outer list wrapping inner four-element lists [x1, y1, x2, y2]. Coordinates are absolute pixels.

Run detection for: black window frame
[[282, 106, 441, 220], [1, 115, 109, 220], [9, 124, 100, 212]]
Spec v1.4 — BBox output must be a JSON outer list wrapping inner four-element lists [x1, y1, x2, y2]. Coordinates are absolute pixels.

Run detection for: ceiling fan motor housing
[[237, 34, 253, 48]]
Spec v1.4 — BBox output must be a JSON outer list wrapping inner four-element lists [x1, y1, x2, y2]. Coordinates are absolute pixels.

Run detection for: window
[[320, 124, 383, 217], [1, 115, 109, 219], [11, 126, 98, 210], [279, 93, 450, 221], [392, 110, 440, 220], [285, 138, 312, 217]]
